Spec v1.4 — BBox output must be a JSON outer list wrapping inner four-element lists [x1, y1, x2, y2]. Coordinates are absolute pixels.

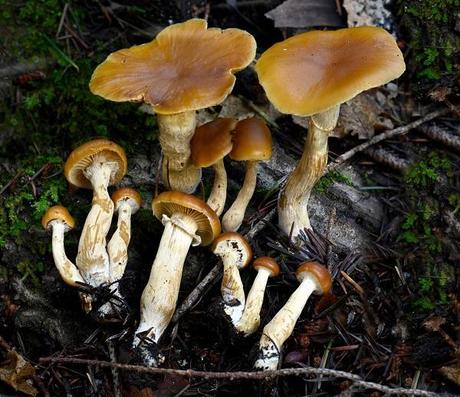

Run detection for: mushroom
[[134, 191, 221, 366], [235, 256, 279, 336], [89, 19, 256, 194], [254, 261, 332, 371], [222, 117, 272, 232], [191, 118, 237, 216], [255, 27, 406, 240], [211, 232, 252, 323], [64, 138, 127, 315], [106, 188, 142, 300]]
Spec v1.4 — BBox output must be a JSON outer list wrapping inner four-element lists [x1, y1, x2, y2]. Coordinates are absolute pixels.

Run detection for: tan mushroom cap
[[230, 117, 272, 161], [296, 261, 332, 295], [191, 118, 238, 167], [111, 187, 143, 211], [211, 232, 253, 268], [64, 139, 127, 189], [253, 256, 280, 277], [152, 191, 221, 246], [255, 26, 406, 117], [89, 19, 256, 115], [42, 205, 75, 230]]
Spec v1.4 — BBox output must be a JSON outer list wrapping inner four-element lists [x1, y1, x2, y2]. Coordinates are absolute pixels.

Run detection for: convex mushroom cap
[[212, 232, 253, 267], [230, 117, 272, 161], [112, 187, 143, 213], [296, 261, 332, 295], [253, 256, 280, 277], [64, 139, 127, 189], [42, 205, 75, 230]]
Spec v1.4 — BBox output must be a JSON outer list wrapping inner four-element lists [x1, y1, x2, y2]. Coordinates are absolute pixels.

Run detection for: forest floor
[[0, 1, 459, 396]]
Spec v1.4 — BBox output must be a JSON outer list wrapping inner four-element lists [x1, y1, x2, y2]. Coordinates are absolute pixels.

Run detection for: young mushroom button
[[235, 256, 279, 336], [191, 118, 238, 216], [255, 27, 406, 241], [254, 261, 332, 371], [135, 191, 221, 367], [64, 139, 127, 315], [212, 232, 252, 324], [90, 19, 256, 194], [222, 117, 272, 232]]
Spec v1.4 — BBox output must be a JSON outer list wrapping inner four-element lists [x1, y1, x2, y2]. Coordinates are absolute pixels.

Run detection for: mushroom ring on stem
[[135, 191, 221, 367], [254, 261, 332, 371], [222, 117, 272, 232], [191, 118, 237, 216], [89, 19, 256, 194], [64, 139, 127, 315], [107, 188, 142, 299], [255, 26, 406, 241], [211, 232, 252, 324]]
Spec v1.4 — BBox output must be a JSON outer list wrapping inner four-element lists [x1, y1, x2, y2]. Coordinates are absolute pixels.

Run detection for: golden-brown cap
[[230, 117, 272, 161], [152, 191, 221, 246], [296, 261, 332, 295], [253, 256, 280, 277], [89, 19, 256, 115], [41, 205, 75, 230], [64, 139, 127, 189], [191, 118, 237, 167], [211, 232, 252, 268], [255, 27, 406, 117], [111, 187, 143, 213]]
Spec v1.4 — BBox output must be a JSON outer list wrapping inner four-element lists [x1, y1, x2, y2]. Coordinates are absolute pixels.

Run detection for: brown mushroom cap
[[296, 261, 332, 295], [191, 118, 238, 167], [64, 139, 127, 189], [152, 191, 221, 246], [211, 232, 253, 268], [112, 187, 143, 212], [42, 205, 75, 230], [255, 27, 406, 117], [229, 117, 272, 161], [89, 19, 256, 115], [253, 256, 280, 277]]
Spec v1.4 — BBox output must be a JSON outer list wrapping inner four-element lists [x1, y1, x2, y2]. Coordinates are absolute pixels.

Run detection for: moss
[[314, 171, 354, 194]]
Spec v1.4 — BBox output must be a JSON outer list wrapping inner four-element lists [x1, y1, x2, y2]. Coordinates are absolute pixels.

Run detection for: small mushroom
[[235, 257, 279, 336], [191, 118, 237, 216], [254, 261, 332, 371], [222, 117, 272, 232], [211, 232, 252, 323], [135, 191, 221, 366], [90, 19, 256, 193], [64, 138, 127, 314], [106, 188, 142, 300], [255, 27, 405, 241]]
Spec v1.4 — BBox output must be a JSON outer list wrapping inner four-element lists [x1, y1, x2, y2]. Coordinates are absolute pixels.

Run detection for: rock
[[343, 0, 394, 31]]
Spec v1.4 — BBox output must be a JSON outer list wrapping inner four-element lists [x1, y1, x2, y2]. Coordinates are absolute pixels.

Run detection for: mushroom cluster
[[40, 20, 407, 373]]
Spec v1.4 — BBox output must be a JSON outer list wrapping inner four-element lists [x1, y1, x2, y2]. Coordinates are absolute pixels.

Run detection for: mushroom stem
[[207, 158, 227, 217], [50, 221, 85, 287], [235, 267, 271, 336], [221, 257, 246, 324], [254, 277, 316, 371], [134, 212, 199, 366], [222, 160, 258, 232], [76, 156, 117, 288], [107, 201, 132, 286], [278, 105, 340, 241], [158, 111, 201, 193]]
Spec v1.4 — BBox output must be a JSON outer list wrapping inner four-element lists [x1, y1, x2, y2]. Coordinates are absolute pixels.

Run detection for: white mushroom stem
[[107, 201, 133, 285], [222, 160, 258, 232], [50, 221, 85, 287], [134, 212, 199, 367], [221, 256, 246, 324], [278, 106, 340, 241], [207, 158, 227, 217], [158, 111, 201, 193], [254, 277, 316, 371], [76, 156, 117, 288], [235, 267, 271, 336]]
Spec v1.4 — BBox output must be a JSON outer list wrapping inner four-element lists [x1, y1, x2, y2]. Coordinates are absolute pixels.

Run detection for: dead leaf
[[265, 0, 344, 29], [0, 350, 37, 396], [439, 364, 460, 387]]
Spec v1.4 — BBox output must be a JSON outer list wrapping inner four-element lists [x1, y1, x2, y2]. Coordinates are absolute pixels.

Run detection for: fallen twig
[[418, 124, 460, 152], [38, 357, 449, 397], [326, 108, 450, 173]]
